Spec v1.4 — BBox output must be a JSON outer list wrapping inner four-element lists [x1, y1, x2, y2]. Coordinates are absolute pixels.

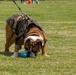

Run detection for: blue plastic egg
[[20, 52, 27, 58]]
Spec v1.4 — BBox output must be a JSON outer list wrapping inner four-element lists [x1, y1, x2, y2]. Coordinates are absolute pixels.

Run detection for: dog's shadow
[[0, 52, 13, 56], [0, 52, 22, 58]]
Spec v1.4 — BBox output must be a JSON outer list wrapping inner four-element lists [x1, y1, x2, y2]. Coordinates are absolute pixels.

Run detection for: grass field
[[0, 1, 76, 75]]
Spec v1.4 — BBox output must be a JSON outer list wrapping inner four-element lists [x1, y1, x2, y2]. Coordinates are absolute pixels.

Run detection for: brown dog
[[5, 14, 48, 57]]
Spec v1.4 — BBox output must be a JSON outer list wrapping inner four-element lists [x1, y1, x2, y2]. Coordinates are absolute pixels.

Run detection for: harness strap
[[13, 16, 22, 31]]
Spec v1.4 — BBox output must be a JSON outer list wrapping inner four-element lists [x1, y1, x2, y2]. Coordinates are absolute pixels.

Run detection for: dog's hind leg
[[5, 24, 15, 53]]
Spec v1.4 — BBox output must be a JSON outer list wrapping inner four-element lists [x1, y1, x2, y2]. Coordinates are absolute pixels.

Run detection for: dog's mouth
[[24, 35, 44, 56]]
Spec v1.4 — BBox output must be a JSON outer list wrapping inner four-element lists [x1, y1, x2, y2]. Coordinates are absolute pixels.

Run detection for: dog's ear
[[37, 41, 43, 48], [25, 38, 33, 46], [35, 39, 43, 48]]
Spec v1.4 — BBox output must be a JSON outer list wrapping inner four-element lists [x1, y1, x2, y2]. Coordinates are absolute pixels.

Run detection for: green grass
[[0, 1, 76, 75]]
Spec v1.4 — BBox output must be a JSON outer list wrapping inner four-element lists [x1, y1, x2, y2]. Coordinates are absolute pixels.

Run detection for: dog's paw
[[4, 51, 11, 56], [4, 50, 10, 53], [11, 52, 18, 57], [43, 54, 49, 57]]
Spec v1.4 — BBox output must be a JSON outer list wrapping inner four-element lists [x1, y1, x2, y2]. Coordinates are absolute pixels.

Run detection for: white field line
[[39, 22, 76, 24], [0, 21, 6, 23], [0, 21, 76, 24]]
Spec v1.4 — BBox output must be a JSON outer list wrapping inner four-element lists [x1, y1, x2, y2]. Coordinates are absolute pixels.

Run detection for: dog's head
[[24, 36, 44, 56]]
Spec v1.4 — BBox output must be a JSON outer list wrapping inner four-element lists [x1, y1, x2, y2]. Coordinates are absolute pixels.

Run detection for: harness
[[7, 14, 43, 37]]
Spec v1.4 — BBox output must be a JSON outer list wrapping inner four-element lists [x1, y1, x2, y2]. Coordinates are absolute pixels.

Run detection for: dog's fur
[[5, 14, 48, 57]]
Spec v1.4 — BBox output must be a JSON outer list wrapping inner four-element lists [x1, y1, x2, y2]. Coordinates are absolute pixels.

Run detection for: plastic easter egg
[[20, 52, 27, 58]]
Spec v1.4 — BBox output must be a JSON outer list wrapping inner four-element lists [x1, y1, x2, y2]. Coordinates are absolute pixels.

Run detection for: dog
[[5, 14, 48, 57]]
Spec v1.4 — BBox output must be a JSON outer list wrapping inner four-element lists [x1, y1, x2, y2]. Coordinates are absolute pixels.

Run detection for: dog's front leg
[[42, 44, 49, 57], [11, 44, 21, 57], [12, 37, 23, 57]]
